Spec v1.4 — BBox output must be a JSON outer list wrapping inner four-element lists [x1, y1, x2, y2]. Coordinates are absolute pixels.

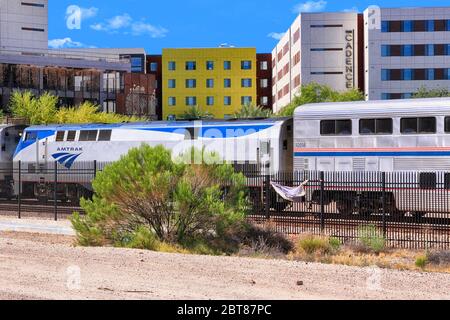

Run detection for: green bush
[[71, 145, 249, 254], [415, 255, 429, 270], [329, 237, 342, 251], [297, 235, 334, 255], [357, 225, 386, 254], [8, 91, 140, 125]]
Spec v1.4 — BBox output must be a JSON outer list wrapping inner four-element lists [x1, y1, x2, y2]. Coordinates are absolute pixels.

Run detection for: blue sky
[[49, 0, 450, 53]]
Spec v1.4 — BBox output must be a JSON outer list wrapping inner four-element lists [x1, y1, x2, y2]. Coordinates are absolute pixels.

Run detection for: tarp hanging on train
[[270, 181, 308, 203]]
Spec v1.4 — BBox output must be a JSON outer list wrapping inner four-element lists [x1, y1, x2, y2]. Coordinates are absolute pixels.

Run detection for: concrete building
[[272, 12, 363, 113], [364, 6, 450, 100], [0, 0, 48, 53], [162, 47, 258, 120]]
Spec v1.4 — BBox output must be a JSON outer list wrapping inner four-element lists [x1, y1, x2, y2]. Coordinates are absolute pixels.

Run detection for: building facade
[[162, 47, 257, 120], [364, 6, 450, 100], [147, 54, 163, 119], [256, 53, 273, 109], [272, 12, 363, 113], [0, 0, 48, 54]]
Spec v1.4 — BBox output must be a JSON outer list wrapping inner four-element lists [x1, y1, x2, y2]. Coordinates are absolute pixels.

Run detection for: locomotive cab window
[[320, 120, 352, 136], [79, 130, 98, 141], [25, 132, 38, 141], [56, 131, 65, 142], [98, 130, 112, 141], [401, 117, 436, 134], [360, 119, 393, 135]]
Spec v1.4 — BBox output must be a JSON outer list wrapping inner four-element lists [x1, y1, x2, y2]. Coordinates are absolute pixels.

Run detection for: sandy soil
[[0, 231, 449, 300]]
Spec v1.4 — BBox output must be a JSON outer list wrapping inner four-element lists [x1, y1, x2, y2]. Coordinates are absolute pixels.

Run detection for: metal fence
[[0, 161, 449, 249]]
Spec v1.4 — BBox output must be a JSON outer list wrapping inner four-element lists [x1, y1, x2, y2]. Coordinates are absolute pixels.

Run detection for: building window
[[241, 61, 252, 70], [168, 97, 176, 106], [260, 79, 269, 88], [224, 61, 231, 70], [293, 29, 300, 43], [206, 96, 214, 106], [241, 78, 252, 88], [131, 57, 143, 73], [382, 19, 447, 32], [168, 79, 176, 88], [224, 78, 231, 88], [168, 61, 176, 71], [224, 96, 232, 106], [149, 62, 158, 72], [186, 96, 197, 106], [382, 68, 450, 81], [260, 61, 268, 70], [185, 79, 197, 88], [186, 61, 196, 71], [206, 79, 214, 88], [206, 61, 214, 70], [241, 96, 252, 105], [260, 96, 269, 106]]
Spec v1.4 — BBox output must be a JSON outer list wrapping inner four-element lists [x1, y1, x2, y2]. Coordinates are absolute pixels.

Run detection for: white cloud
[[293, 0, 327, 13], [48, 37, 85, 49], [131, 22, 168, 38], [90, 14, 168, 38], [80, 7, 98, 20], [342, 7, 359, 13], [268, 32, 286, 40]]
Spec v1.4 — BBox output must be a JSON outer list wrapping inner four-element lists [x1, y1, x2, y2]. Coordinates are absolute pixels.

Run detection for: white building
[[0, 0, 48, 53], [365, 6, 450, 100], [272, 12, 362, 113]]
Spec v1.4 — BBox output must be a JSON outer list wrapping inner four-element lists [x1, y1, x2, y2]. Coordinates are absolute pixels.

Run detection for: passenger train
[[0, 97, 449, 216]]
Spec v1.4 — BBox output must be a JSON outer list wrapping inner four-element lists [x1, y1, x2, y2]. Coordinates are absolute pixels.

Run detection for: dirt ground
[[0, 231, 449, 300]]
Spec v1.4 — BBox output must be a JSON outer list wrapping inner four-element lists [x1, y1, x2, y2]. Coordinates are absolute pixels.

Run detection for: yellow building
[[162, 47, 257, 120]]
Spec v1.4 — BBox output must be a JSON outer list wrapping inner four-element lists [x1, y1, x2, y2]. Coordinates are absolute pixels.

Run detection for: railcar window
[[360, 119, 393, 135], [320, 120, 352, 136], [401, 117, 436, 134], [445, 117, 450, 133], [444, 173, 450, 189], [25, 132, 37, 141], [79, 130, 98, 141], [56, 131, 65, 142], [98, 130, 112, 141], [66, 131, 76, 142]]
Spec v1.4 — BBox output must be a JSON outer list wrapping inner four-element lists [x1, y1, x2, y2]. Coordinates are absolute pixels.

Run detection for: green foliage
[[71, 145, 249, 254], [179, 105, 214, 120], [297, 235, 336, 255], [277, 82, 365, 117], [415, 255, 429, 270], [234, 103, 273, 119], [413, 86, 450, 98], [357, 225, 386, 254], [8, 91, 140, 125], [329, 237, 342, 251]]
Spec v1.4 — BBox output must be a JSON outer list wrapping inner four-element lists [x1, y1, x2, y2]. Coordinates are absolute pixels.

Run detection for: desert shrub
[[71, 145, 249, 254], [329, 237, 342, 251], [297, 235, 335, 255], [119, 226, 160, 251], [357, 225, 386, 254], [238, 223, 294, 257], [415, 255, 429, 270]]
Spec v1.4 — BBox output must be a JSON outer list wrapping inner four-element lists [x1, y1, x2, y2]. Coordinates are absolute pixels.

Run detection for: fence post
[[54, 161, 58, 221], [18, 161, 21, 219], [382, 172, 387, 238], [264, 174, 271, 220], [93, 160, 97, 179], [320, 171, 325, 232]]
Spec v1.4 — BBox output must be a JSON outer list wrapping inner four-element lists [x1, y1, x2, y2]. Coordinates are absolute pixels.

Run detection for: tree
[[179, 105, 214, 120], [234, 103, 273, 119], [413, 86, 450, 98], [8, 91, 140, 125], [71, 145, 249, 252], [277, 82, 365, 117]]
